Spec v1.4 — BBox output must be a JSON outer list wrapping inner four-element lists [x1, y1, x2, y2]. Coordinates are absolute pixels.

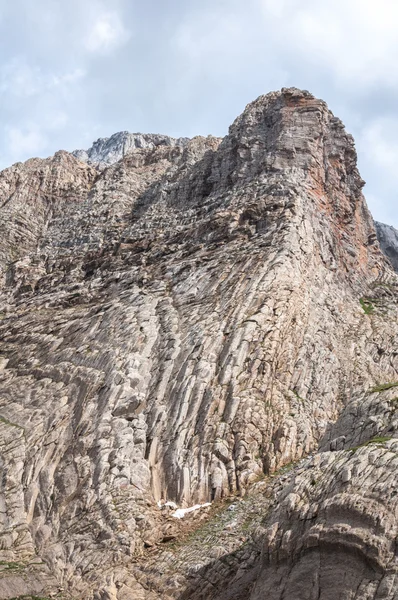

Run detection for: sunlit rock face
[[0, 88, 397, 600], [72, 132, 189, 169]]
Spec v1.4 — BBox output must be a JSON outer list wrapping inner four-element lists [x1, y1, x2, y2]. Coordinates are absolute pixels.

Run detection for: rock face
[[72, 131, 189, 169], [0, 88, 397, 599], [375, 221, 398, 272]]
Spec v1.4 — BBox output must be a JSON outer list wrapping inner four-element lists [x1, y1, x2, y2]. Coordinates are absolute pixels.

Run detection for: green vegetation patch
[[274, 461, 296, 476], [292, 391, 306, 403], [350, 435, 393, 452], [0, 416, 24, 430], [369, 382, 398, 393], [360, 297, 374, 314], [368, 436, 393, 444], [0, 561, 25, 570], [8, 597, 52, 600], [371, 281, 397, 291]]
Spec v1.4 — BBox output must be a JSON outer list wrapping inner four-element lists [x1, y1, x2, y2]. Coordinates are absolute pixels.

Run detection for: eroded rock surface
[[72, 132, 189, 169], [162, 384, 398, 600], [0, 88, 397, 599], [375, 221, 398, 273]]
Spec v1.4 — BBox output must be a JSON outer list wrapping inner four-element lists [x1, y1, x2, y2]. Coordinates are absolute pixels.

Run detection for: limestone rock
[[72, 131, 189, 169], [0, 87, 396, 599]]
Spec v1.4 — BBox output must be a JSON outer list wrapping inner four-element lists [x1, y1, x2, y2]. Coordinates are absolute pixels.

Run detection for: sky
[[1, 0, 398, 226]]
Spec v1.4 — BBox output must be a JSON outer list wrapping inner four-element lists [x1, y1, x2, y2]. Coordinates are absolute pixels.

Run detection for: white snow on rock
[[171, 503, 212, 519], [157, 500, 178, 510]]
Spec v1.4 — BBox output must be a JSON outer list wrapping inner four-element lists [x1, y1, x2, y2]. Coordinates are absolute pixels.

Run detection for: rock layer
[[0, 88, 396, 599]]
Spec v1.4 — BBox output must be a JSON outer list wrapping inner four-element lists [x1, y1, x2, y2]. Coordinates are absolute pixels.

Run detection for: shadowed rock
[[375, 221, 398, 272]]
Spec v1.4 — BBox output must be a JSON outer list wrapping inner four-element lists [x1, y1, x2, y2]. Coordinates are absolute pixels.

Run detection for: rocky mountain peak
[[226, 88, 363, 191], [72, 131, 190, 169], [0, 89, 397, 600], [210, 87, 379, 280]]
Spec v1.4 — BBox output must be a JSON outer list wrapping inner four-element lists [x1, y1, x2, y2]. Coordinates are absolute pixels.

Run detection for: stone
[[72, 132, 189, 169], [0, 87, 397, 599], [375, 221, 398, 272]]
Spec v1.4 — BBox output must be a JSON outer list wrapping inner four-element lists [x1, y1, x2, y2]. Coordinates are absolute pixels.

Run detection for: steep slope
[[150, 379, 398, 600], [0, 88, 396, 599], [375, 221, 398, 273]]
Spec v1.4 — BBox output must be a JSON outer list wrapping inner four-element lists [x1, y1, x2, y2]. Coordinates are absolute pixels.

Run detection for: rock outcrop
[[72, 132, 189, 169], [0, 88, 397, 599], [375, 221, 398, 273]]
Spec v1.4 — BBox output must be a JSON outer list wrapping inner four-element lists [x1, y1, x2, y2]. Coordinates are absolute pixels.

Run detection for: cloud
[[0, 60, 42, 97], [0, 59, 86, 99], [258, 0, 398, 89], [85, 11, 130, 54], [6, 126, 48, 161], [173, 9, 242, 62], [169, 1, 289, 112], [0, 55, 86, 166], [360, 118, 398, 173], [261, 0, 288, 17], [3, 110, 68, 165], [50, 68, 86, 88], [355, 117, 398, 226]]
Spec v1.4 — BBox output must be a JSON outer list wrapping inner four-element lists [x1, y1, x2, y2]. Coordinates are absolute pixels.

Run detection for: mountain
[[0, 88, 397, 600], [72, 132, 189, 169], [375, 221, 398, 273]]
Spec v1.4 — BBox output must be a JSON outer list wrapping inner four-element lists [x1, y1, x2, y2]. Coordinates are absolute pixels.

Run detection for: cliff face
[[375, 221, 398, 273], [0, 88, 397, 600]]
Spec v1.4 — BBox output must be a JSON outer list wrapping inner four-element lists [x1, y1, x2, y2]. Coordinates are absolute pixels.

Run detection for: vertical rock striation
[[0, 88, 396, 599]]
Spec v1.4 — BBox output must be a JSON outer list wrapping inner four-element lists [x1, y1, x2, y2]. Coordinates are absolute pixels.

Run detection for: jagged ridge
[[72, 132, 189, 169]]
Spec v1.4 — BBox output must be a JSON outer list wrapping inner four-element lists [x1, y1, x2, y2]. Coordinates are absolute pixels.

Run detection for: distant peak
[[375, 221, 398, 272], [72, 131, 190, 169]]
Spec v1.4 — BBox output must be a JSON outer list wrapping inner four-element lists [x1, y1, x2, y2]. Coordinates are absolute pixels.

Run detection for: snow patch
[[157, 500, 178, 510], [171, 503, 211, 519]]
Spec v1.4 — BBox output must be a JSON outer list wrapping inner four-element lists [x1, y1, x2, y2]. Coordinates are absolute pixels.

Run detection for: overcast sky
[[1, 0, 398, 226]]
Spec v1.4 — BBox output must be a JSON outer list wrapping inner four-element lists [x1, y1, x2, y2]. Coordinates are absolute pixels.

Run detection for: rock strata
[[0, 88, 396, 599]]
